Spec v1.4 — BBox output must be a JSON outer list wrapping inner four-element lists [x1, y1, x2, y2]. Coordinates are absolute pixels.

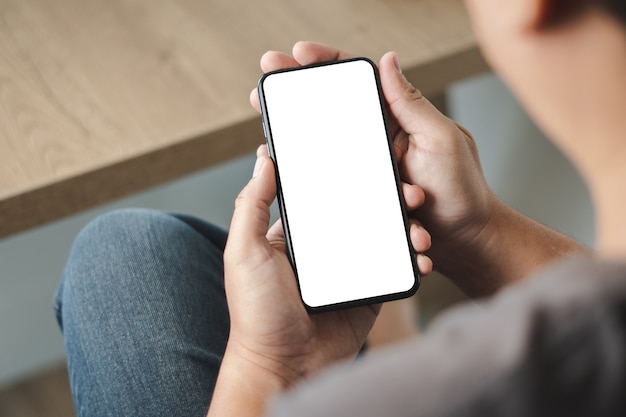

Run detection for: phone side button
[[262, 120, 268, 138]]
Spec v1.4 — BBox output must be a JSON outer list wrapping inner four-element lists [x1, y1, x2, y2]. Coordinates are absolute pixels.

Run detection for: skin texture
[[251, 43, 581, 296], [207, 0, 626, 411], [463, 0, 626, 256], [252, 46, 493, 288], [209, 156, 381, 416]]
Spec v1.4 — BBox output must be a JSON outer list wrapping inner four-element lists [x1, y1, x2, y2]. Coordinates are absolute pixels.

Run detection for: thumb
[[378, 52, 449, 137], [227, 156, 276, 258]]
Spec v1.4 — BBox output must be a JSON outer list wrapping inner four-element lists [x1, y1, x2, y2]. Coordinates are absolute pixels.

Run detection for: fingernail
[[393, 53, 402, 74], [253, 157, 264, 178]]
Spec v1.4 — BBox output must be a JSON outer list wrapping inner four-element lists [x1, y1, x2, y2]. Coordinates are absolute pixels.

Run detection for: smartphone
[[258, 57, 419, 311]]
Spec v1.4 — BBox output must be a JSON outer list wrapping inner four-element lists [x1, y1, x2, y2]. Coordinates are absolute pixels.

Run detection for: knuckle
[[234, 191, 249, 210], [405, 83, 424, 101]]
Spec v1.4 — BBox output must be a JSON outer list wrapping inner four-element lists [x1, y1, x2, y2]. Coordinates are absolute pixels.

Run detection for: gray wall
[[0, 72, 595, 388], [450, 74, 594, 244]]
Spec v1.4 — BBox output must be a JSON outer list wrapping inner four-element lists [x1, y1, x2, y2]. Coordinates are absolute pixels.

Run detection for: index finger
[[267, 218, 284, 241], [250, 42, 357, 112], [260, 50, 300, 73], [250, 51, 301, 112], [292, 41, 356, 65]]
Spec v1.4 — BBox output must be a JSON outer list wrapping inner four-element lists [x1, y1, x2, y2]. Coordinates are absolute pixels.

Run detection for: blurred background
[[0, 0, 594, 415]]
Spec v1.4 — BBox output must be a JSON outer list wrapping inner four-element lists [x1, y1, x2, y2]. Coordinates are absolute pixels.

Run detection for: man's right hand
[[374, 46, 495, 279], [251, 41, 583, 297]]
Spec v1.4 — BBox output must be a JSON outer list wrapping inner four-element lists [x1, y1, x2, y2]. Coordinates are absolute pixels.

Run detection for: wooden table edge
[[0, 46, 488, 239]]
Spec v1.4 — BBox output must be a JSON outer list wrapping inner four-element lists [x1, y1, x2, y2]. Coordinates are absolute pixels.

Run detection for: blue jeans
[[54, 209, 230, 417]]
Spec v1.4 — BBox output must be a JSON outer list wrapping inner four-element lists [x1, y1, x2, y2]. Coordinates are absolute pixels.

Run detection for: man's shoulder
[[268, 256, 626, 417], [486, 255, 626, 416]]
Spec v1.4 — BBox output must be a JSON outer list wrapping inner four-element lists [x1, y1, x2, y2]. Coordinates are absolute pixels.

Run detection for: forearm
[[435, 196, 587, 298]]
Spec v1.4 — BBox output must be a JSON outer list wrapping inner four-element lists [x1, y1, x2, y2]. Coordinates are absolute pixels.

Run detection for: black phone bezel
[[257, 57, 420, 312]]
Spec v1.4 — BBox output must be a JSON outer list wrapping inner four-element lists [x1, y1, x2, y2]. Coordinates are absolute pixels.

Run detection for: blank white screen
[[261, 59, 417, 308]]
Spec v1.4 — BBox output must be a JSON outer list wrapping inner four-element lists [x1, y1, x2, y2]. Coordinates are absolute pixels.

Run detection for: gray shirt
[[267, 256, 626, 416]]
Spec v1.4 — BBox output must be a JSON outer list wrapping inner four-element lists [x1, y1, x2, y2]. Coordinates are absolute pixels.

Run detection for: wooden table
[[0, 0, 487, 238]]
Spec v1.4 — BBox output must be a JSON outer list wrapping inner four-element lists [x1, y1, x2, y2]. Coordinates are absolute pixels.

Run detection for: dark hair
[[599, 0, 626, 26], [541, 0, 626, 28]]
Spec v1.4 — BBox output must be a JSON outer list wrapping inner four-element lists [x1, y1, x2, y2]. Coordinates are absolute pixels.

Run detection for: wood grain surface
[[0, 364, 74, 417], [0, 0, 486, 238]]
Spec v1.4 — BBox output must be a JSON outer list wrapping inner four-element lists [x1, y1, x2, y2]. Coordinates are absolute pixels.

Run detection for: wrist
[[430, 193, 506, 296], [232, 340, 305, 391], [225, 340, 302, 390], [208, 342, 299, 417], [433, 194, 584, 298]]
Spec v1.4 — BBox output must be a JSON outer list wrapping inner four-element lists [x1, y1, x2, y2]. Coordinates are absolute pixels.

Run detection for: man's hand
[[209, 150, 382, 416], [250, 41, 492, 286], [224, 150, 380, 383], [250, 42, 584, 297]]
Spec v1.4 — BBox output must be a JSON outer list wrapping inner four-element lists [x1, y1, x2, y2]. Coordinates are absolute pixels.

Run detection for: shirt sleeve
[[264, 257, 626, 417]]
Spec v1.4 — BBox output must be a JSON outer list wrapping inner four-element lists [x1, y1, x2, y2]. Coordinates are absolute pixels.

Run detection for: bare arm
[[434, 195, 586, 298], [207, 346, 288, 417]]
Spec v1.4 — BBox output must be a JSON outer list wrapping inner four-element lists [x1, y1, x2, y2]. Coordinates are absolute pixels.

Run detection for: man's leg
[[54, 208, 229, 417]]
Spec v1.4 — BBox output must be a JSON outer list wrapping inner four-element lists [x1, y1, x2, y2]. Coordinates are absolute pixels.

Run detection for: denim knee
[[55, 209, 175, 321], [55, 208, 230, 416], [54, 208, 228, 333]]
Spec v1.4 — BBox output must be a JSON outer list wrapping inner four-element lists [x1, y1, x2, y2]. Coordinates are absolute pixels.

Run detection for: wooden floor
[[0, 364, 74, 417]]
